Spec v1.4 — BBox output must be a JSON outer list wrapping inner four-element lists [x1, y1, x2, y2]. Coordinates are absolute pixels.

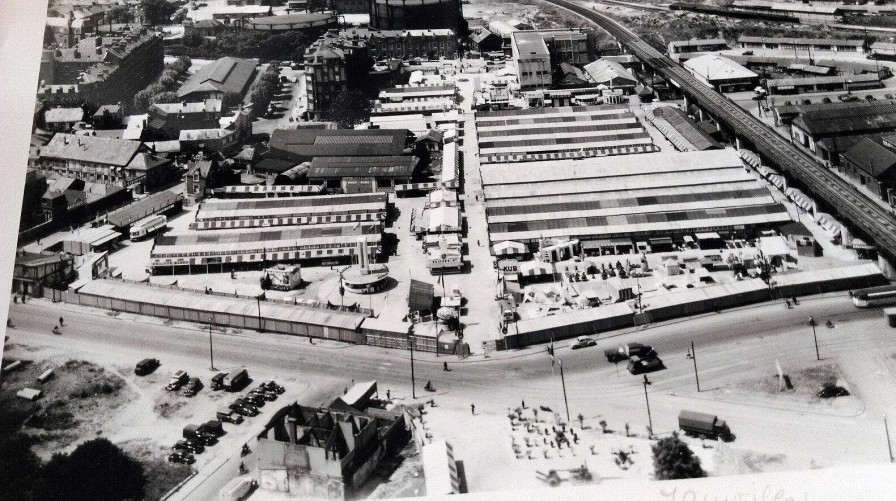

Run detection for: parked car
[[181, 377, 204, 397], [165, 370, 189, 391], [217, 409, 245, 424], [200, 420, 225, 438], [627, 355, 664, 375], [210, 372, 227, 391], [173, 439, 205, 455], [134, 358, 160, 376], [260, 380, 285, 394], [168, 450, 195, 465], [229, 402, 259, 417], [839, 93, 860, 102], [817, 383, 850, 398], [249, 388, 277, 401], [183, 424, 218, 446], [570, 336, 597, 350], [239, 393, 265, 408]]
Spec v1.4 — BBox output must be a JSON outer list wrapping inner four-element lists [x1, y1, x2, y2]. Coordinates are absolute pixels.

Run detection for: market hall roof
[[177, 57, 257, 99], [268, 128, 409, 160], [309, 156, 418, 179]]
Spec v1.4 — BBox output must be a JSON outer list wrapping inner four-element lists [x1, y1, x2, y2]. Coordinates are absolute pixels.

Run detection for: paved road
[[8, 293, 896, 497]]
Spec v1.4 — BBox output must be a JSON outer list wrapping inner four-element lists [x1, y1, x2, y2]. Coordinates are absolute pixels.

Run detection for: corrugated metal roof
[[269, 129, 408, 160], [308, 156, 417, 179], [792, 100, 896, 136], [107, 191, 182, 228], [683, 55, 758, 81], [516, 302, 633, 335]]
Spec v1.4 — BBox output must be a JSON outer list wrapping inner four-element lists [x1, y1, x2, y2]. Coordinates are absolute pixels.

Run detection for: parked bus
[[130, 214, 167, 241], [850, 284, 896, 308]]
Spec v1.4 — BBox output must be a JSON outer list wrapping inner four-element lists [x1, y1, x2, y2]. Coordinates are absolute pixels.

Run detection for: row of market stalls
[[502, 263, 886, 347]]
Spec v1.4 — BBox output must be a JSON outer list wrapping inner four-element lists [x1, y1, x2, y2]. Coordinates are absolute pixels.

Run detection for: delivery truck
[[223, 368, 249, 391], [678, 410, 732, 441]]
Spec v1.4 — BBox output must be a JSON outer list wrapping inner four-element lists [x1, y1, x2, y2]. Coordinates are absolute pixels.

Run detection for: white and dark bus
[[129, 214, 167, 241], [850, 284, 896, 308]]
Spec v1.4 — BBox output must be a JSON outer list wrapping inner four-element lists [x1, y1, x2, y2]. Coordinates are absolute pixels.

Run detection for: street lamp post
[[808, 316, 820, 360], [409, 337, 416, 399], [559, 360, 570, 423], [691, 340, 701, 392], [642, 375, 653, 437], [208, 318, 216, 371]]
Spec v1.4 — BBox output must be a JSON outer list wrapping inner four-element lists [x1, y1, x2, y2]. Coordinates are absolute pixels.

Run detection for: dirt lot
[[1, 357, 136, 457], [0, 354, 194, 499], [734, 362, 855, 405]]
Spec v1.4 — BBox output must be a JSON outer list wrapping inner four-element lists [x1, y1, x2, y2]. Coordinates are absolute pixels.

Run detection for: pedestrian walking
[[13, 295, 18, 304], [443, 362, 448, 371], [344, 387, 348, 395], [521, 399, 525, 409], [309, 336, 314, 344], [59, 317, 64, 327], [386, 389, 391, 400], [471, 403, 475, 415]]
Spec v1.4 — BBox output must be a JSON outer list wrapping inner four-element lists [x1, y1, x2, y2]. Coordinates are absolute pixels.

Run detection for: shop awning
[[493, 240, 527, 256], [519, 261, 554, 277]]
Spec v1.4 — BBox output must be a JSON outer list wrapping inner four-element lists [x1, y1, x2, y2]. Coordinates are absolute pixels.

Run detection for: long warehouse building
[[192, 193, 388, 230], [475, 105, 659, 164], [482, 149, 792, 248], [150, 223, 381, 273]]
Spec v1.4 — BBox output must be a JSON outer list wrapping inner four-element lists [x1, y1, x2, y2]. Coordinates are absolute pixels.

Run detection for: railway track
[[544, 0, 896, 261]]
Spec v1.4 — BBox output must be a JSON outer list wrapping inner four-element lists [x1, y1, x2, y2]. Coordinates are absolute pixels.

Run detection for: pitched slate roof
[[792, 100, 896, 137], [39, 133, 141, 166], [841, 137, 896, 179], [177, 57, 257, 99]]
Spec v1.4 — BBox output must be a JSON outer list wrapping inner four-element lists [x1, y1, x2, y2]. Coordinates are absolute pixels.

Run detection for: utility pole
[[559, 360, 570, 423], [257, 295, 264, 333], [886, 414, 894, 463], [208, 318, 216, 371], [808, 316, 820, 360], [691, 340, 700, 392], [409, 337, 416, 399], [643, 375, 653, 438]]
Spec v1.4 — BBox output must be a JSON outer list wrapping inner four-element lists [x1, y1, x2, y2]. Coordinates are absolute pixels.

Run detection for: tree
[[222, 91, 243, 111], [0, 436, 43, 501], [133, 88, 155, 112], [106, 5, 134, 24], [183, 30, 204, 48], [142, 0, 177, 25], [324, 90, 372, 129], [651, 435, 704, 480], [150, 91, 180, 104], [35, 438, 145, 501]]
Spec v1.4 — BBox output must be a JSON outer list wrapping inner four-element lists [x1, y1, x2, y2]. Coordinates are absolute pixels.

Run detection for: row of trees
[[248, 65, 283, 118], [0, 437, 145, 501], [133, 56, 192, 111], [180, 30, 311, 63]]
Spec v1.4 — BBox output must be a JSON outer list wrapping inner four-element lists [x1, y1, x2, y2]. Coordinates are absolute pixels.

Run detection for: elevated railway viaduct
[[542, 0, 896, 270]]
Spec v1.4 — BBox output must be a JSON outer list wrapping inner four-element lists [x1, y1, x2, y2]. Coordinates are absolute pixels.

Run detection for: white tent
[[493, 240, 527, 256]]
